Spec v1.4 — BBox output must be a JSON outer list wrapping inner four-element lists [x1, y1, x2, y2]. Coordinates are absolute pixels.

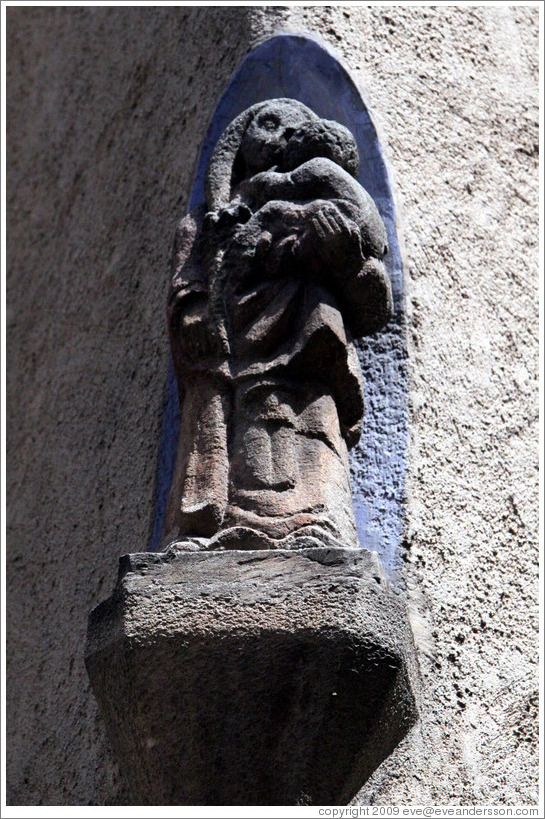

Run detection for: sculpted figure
[[162, 99, 392, 551]]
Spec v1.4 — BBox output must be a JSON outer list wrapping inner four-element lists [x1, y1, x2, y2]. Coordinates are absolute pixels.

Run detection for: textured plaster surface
[[7, 4, 539, 806]]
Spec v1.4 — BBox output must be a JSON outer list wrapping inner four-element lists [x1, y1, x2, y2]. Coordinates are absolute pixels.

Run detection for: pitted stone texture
[[86, 548, 418, 806]]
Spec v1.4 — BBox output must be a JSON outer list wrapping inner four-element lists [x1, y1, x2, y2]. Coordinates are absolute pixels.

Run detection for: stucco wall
[[6, 5, 539, 806]]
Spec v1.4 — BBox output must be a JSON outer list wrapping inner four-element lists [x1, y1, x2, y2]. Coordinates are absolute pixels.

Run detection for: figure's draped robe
[[163, 160, 389, 550]]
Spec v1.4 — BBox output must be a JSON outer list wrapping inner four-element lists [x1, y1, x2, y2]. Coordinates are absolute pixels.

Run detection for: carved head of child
[[281, 119, 359, 178]]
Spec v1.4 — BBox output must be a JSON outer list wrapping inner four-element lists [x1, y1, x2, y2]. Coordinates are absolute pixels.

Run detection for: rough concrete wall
[[6, 4, 539, 806]]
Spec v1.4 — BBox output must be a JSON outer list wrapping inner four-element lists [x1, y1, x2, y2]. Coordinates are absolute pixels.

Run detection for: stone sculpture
[[86, 81, 418, 809], [162, 98, 393, 552]]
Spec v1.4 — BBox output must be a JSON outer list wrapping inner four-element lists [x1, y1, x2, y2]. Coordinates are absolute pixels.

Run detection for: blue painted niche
[[149, 35, 407, 583]]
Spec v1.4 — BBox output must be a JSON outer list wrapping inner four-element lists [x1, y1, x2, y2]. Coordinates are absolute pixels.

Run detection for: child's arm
[[237, 158, 387, 260]]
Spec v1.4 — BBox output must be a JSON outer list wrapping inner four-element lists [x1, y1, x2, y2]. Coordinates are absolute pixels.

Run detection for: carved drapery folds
[[163, 98, 393, 552]]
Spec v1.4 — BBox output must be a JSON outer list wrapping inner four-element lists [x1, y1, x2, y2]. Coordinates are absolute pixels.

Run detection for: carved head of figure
[[237, 99, 313, 177]]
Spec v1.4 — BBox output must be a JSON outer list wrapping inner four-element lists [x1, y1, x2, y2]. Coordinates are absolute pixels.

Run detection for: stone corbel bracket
[[86, 548, 417, 805]]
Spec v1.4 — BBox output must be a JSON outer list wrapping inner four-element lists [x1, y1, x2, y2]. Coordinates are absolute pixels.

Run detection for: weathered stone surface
[[86, 548, 418, 805], [162, 98, 393, 553]]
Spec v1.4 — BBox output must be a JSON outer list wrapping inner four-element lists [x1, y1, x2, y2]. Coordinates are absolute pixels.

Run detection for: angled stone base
[[85, 548, 418, 805]]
